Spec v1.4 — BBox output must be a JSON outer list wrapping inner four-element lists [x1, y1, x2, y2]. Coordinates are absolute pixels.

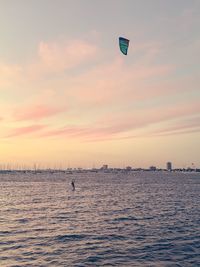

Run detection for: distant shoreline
[[0, 168, 199, 174]]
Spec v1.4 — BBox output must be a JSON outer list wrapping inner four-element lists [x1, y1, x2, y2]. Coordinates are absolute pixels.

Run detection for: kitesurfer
[[71, 180, 75, 191]]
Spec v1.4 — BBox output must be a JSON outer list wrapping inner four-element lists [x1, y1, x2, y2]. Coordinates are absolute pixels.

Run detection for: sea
[[0, 171, 199, 267]]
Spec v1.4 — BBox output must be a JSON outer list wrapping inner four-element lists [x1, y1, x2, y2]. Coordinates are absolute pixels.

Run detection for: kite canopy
[[119, 37, 129, 55]]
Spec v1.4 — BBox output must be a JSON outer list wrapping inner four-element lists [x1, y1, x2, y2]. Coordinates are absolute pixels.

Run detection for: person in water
[[71, 180, 75, 191]]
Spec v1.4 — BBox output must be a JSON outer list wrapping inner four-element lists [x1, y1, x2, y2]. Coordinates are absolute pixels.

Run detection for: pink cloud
[[6, 124, 46, 138], [27, 39, 98, 78], [39, 39, 97, 68], [65, 57, 175, 109], [36, 100, 200, 141], [0, 38, 99, 91], [1, 37, 199, 145], [13, 104, 65, 121]]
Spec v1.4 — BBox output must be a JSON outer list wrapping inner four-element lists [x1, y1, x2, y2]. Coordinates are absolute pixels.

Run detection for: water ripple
[[0, 171, 199, 266]]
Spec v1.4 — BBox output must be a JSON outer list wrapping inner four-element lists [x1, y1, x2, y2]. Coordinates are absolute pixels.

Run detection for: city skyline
[[0, 160, 198, 171], [0, 0, 200, 167]]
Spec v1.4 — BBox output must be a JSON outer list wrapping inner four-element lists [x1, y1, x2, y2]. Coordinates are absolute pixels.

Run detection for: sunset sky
[[0, 0, 200, 169]]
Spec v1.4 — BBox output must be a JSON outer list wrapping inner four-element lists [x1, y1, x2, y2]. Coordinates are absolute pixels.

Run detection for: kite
[[119, 37, 130, 55]]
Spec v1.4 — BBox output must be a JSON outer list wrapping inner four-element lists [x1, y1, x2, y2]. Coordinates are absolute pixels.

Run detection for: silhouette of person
[[71, 180, 75, 191]]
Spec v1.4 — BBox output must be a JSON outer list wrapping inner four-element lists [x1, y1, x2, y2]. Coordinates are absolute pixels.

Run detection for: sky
[[0, 0, 200, 169]]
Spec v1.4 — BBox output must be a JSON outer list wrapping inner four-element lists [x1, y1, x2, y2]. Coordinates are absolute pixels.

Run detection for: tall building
[[166, 162, 172, 171]]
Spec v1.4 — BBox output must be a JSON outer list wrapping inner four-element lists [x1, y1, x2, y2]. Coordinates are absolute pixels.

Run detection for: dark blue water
[[0, 171, 200, 266]]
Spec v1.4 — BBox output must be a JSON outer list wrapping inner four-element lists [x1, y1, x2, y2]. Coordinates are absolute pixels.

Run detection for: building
[[101, 164, 108, 170], [166, 162, 172, 171], [149, 166, 156, 171]]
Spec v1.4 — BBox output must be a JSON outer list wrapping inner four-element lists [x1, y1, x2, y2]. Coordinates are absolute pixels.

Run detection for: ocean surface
[[0, 171, 199, 267]]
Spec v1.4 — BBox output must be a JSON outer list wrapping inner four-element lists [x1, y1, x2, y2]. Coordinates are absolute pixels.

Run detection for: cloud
[[64, 56, 175, 110], [39, 40, 97, 66], [156, 127, 200, 137], [149, 116, 200, 137], [5, 124, 46, 138], [1, 37, 199, 143], [28, 39, 98, 78], [13, 104, 65, 121], [0, 38, 99, 89], [38, 99, 200, 141]]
